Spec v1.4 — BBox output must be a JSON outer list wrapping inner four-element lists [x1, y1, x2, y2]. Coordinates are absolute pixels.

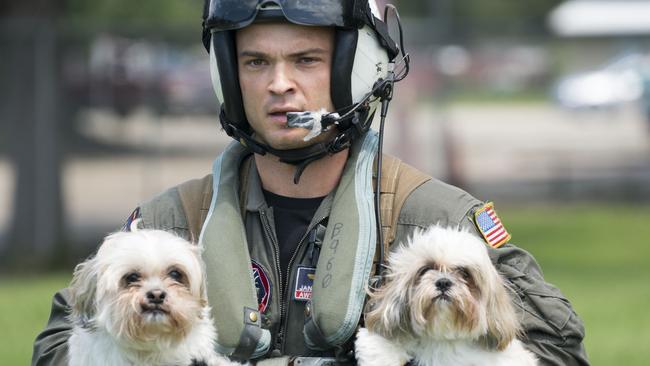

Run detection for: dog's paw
[[355, 328, 410, 366]]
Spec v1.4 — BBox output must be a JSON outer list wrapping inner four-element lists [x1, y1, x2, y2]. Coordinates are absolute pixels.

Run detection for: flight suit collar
[[244, 157, 335, 222], [245, 158, 267, 212]]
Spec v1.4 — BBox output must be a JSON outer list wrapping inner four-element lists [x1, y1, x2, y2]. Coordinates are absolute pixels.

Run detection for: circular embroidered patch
[[251, 260, 271, 313]]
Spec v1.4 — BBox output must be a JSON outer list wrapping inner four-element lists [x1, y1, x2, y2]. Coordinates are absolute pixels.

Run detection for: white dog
[[355, 226, 537, 366], [67, 229, 237, 366]]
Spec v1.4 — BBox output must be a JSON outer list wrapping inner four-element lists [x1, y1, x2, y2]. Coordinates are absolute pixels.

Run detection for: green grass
[[2, 204, 649, 364], [0, 273, 71, 365], [498, 204, 650, 365]]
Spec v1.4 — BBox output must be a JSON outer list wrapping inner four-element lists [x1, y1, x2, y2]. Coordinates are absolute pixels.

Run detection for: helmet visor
[[205, 0, 361, 31]]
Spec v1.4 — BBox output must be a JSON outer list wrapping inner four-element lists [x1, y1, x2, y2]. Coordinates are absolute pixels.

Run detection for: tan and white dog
[[67, 230, 238, 366], [355, 226, 537, 366]]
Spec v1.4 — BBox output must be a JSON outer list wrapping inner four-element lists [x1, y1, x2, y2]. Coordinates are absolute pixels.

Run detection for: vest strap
[[178, 132, 430, 358], [231, 316, 264, 362], [177, 175, 212, 243], [199, 142, 271, 358], [304, 131, 378, 350]]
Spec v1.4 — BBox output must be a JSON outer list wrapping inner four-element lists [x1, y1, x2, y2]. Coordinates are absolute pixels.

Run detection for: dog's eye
[[168, 269, 184, 282], [458, 268, 471, 281], [124, 272, 141, 285], [416, 265, 435, 278]]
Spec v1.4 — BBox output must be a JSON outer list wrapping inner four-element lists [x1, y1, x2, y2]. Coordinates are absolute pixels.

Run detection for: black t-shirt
[[262, 189, 324, 283]]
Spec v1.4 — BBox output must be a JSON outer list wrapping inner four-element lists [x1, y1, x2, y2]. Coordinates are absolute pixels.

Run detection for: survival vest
[[177, 132, 430, 360]]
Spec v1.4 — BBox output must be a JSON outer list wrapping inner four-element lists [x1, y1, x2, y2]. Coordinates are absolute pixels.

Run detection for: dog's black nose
[[146, 289, 166, 304], [435, 278, 452, 292]]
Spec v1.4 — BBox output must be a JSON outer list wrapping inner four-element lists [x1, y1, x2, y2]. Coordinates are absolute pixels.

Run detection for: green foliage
[[2, 204, 649, 364], [396, 0, 564, 38], [63, 0, 203, 30], [451, 0, 564, 37]]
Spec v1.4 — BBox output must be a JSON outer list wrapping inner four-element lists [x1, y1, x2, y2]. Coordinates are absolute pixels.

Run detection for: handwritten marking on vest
[[322, 222, 343, 288]]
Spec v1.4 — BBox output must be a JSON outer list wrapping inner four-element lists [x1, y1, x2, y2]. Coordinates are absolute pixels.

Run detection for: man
[[32, 1, 589, 365]]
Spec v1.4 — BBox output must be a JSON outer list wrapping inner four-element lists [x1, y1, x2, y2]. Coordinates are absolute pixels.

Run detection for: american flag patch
[[474, 202, 511, 248]]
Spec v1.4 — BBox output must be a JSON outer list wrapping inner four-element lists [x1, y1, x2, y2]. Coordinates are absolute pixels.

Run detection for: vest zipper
[[258, 209, 284, 352], [278, 215, 327, 353]]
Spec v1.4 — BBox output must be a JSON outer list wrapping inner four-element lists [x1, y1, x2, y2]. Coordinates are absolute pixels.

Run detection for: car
[[552, 53, 648, 109]]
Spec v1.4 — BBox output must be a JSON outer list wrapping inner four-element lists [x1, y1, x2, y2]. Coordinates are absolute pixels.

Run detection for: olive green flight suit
[[32, 156, 588, 365]]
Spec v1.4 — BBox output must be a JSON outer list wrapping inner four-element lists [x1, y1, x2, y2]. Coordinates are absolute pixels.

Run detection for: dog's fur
[[67, 230, 237, 366], [355, 226, 537, 366]]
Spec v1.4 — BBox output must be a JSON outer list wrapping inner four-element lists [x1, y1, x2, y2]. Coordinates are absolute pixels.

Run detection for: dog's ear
[[482, 271, 521, 351], [69, 255, 99, 322], [187, 243, 209, 307], [364, 271, 414, 339]]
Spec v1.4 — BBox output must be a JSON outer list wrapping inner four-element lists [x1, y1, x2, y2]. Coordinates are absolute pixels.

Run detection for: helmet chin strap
[[219, 108, 368, 184]]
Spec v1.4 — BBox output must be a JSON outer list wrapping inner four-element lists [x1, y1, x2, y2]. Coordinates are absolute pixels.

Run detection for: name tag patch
[[294, 266, 315, 301]]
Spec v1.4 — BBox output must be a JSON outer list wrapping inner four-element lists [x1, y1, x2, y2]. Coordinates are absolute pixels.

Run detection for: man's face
[[236, 22, 336, 150]]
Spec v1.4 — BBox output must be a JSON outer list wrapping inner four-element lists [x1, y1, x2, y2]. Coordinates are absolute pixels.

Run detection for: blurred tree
[[64, 0, 200, 27], [0, 0, 203, 272], [1, 0, 66, 271], [452, 0, 564, 39], [397, 0, 564, 40], [62, 0, 202, 42]]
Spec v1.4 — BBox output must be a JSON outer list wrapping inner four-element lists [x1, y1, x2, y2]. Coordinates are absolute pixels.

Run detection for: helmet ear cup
[[331, 25, 389, 125], [210, 31, 250, 134], [331, 29, 358, 112], [350, 25, 390, 112]]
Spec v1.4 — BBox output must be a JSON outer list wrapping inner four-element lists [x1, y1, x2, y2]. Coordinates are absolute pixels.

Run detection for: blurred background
[[1, 0, 649, 364]]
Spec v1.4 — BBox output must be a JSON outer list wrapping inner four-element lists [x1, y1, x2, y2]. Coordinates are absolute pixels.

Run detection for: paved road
[[385, 101, 650, 202]]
